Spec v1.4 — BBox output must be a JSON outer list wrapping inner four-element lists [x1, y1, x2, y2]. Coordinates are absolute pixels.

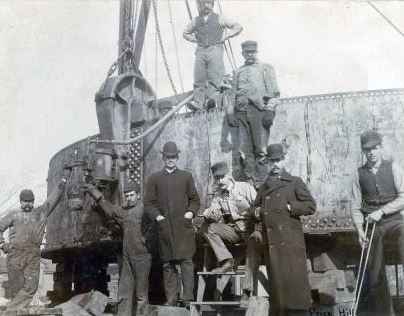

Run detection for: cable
[[367, 1, 404, 39]]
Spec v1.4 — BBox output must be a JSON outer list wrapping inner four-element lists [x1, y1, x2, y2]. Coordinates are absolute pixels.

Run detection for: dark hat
[[20, 189, 34, 201], [241, 40, 258, 51], [123, 182, 140, 193], [266, 143, 286, 160], [360, 129, 382, 149], [161, 141, 180, 156], [211, 161, 229, 177]]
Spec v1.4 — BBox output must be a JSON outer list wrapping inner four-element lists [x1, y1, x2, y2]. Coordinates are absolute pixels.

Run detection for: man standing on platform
[[351, 129, 404, 316], [145, 141, 200, 309], [0, 168, 71, 311], [254, 143, 315, 315], [183, 0, 242, 111], [202, 161, 256, 273], [231, 41, 280, 186]]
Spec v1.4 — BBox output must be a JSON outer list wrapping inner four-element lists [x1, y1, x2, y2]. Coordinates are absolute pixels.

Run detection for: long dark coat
[[144, 168, 200, 261], [255, 171, 316, 311]]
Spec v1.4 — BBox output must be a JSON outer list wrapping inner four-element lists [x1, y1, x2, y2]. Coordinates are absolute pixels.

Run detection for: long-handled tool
[[351, 221, 376, 316]]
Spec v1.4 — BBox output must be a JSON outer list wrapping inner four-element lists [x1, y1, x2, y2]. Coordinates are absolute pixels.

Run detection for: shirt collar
[[366, 159, 382, 174], [165, 167, 177, 174]]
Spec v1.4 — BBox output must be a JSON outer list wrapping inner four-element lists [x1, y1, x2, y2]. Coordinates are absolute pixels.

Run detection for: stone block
[[78, 291, 109, 316], [309, 270, 346, 290], [318, 288, 355, 305]]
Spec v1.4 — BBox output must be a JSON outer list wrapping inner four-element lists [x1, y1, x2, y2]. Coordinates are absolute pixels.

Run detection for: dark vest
[[195, 13, 223, 47], [358, 160, 397, 214]]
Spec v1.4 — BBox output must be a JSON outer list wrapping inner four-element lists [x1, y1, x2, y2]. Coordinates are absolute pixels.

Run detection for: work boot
[[187, 100, 202, 112], [211, 258, 234, 274], [240, 290, 251, 308], [181, 300, 191, 309], [163, 299, 178, 307]]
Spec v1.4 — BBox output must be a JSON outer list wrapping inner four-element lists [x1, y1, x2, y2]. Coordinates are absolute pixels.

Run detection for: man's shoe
[[163, 299, 178, 307], [211, 258, 234, 274], [240, 291, 250, 308], [206, 98, 216, 110], [187, 101, 201, 111], [181, 300, 191, 309]]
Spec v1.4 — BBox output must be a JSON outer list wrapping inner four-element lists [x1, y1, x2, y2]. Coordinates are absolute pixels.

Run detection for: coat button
[[267, 227, 272, 232], [265, 196, 270, 200], [277, 209, 281, 214], [269, 243, 275, 249], [279, 224, 283, 230], [280, 242, 285, 247], [276, 193, 280, 197]]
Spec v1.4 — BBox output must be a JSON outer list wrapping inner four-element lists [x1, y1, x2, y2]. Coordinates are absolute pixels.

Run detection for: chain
[[152, 0, 178, 96], [106, 49, 129, 78]]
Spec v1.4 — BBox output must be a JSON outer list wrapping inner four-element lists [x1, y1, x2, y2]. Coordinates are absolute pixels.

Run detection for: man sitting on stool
[[201, 161, 256, 273]]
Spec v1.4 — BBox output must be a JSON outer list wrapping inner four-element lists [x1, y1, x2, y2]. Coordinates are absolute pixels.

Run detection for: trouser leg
[[8, 248, 40, 310], [117, 255, 135, 316], [236, 111, 255, 180], [133, 255, 151, 303], [247, 106, 271, 158], [163, 261, 179, 303], [206, 45, 224, 104], [6, 250, 25, 300], [358, 224, 393, 316], [180, 259, 195, 301], [243, 233, 263, 294], [194, 47, 207, 108], [201, 222, 240, 263]]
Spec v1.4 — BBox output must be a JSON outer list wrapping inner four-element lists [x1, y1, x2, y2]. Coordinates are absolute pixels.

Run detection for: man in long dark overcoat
[[254, 143, 316, 315], [144, 141, 200, 308]]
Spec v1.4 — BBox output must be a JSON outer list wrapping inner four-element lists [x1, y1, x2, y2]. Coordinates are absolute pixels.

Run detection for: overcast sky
[[0, 0, 403, 211]]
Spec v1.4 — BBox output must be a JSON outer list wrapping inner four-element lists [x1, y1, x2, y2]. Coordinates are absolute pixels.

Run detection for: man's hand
[[184, 211, 194, 219], [227, 113, 239, 127], [156, 215, 165, 222], [254, 207, 261, 220], [366, 210, 383, 223], [262, 110, 275, 130], [237, 95, 249, 107], [62, 166, 72, 180], [249, 231, 262, 243], [1, 243, 12, 254], [357, 228, 368, 248]]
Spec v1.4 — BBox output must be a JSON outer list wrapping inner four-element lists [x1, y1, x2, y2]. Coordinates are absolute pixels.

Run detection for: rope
[[367, 1, 404, 39], [168, 0, 185, 92], [217, 1, 237, 68], [152, 0, 178, 96], [184, 0, 193, 20], [90, 94, 193, 146]]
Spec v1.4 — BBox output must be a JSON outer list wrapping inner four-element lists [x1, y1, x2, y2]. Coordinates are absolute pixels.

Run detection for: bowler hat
[[20, 189, 34, 201], [241, 40, 258, 51], [161, 141, 180, 156], [266, 143, 286, 160], [123, 182, 140, 193], [360, 130, 382, 149], [211, 161, 229, 177]]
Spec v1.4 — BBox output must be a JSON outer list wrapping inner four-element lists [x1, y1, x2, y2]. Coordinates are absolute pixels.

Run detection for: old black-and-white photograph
[[1, 1, 404, 315]]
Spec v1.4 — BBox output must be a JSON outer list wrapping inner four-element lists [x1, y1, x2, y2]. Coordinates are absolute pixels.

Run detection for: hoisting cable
[[168, 0, 185, 93], [185, 0, 193, 20], [152, 0, 179, 96], [90, 94, 193, 146], [217, 0, 237, 69], [367, 1, 404, 39]]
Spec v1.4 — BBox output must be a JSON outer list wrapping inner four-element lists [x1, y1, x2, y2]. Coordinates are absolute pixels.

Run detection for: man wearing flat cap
[[230, 41, 280, 186], [202, 161, 256, 273], [351, 129, 404, 316], [183, 0, 243, 110], [0, 168, 71, 310], [253, 143, 315, 315], [144, 141, 200, 308], [83, 181, 151, 316]]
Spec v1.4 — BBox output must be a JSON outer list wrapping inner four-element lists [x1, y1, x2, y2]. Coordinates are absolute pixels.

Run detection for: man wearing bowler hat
[[202, 161, 256, 273], [0, 167, 71, 310], [351, 130, 404, 316], [145, 141, 200, 308], [82, 181, 151, 316], [183, 0, 243, 110], [230, 40, 280, 186], [253, 143, 315, 315]]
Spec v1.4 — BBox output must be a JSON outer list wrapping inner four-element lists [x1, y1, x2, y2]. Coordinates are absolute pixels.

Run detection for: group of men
[[184, 0, 280, 186]]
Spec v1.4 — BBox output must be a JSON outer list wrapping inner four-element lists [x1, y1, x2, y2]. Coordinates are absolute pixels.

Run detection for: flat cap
[[161, 141, 180, 156], [123, 182, 140, 193], [266, 143, 286, 160], [20, 189, 35, 201], [241, 40, 258, 51], [360, 129, 382, 149], [211, 161, 229, 177]]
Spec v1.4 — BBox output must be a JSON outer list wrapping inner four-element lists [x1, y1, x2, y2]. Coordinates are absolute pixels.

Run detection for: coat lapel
[[263, 171, 293, 195]]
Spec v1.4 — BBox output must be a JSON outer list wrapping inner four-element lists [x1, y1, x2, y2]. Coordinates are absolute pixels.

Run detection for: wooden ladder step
[[197, 271, 244, 276], [190, 301, 241, 306]]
